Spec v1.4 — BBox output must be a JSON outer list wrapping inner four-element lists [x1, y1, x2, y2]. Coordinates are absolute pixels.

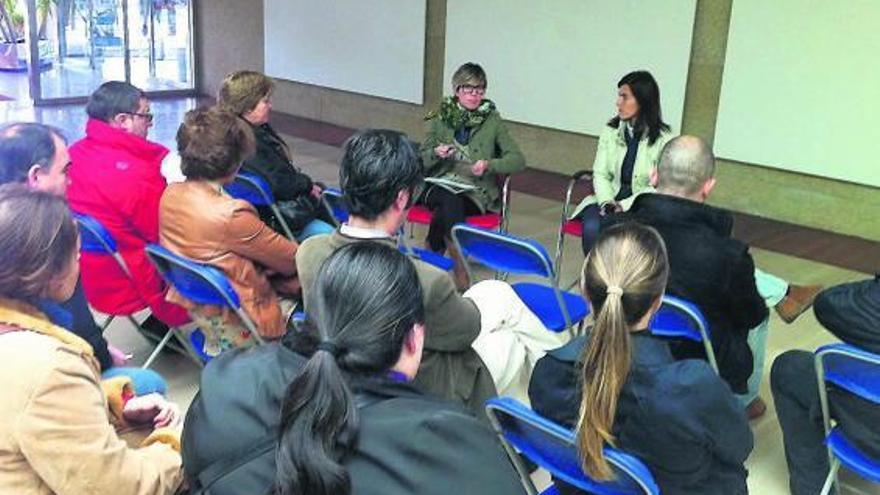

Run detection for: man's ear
[[394, 189, 410, 212], [110, 113, 128, 128], [701, 177, 717, 200], [649, 167, 659, 188], [26, 164, 43, 189]]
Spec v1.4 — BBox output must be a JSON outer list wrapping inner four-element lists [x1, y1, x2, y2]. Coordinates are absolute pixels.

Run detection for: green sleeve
[[592, 128, 617, 205], [420, 117, 447, 173], [488, 115, 525, 174]]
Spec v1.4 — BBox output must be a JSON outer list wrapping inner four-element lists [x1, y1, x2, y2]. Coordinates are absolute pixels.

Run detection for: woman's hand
[[122, 393, 181, 428], [108, 345, 131, 366], [434, 144, 455, 158], [310, 184, 322, 199], [600, 202, 622, 216], [471, 160, 490, 177]]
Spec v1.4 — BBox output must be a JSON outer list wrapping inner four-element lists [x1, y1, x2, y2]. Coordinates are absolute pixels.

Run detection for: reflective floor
[[18, 99, 880, 495]]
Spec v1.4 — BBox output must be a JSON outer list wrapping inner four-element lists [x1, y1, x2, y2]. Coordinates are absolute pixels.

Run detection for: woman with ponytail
[[529, 222, 753, 495], [182, 242, 523, 495]]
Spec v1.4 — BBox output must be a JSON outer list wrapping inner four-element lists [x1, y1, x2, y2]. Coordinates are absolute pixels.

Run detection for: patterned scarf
[[425, 96, 496, 130]]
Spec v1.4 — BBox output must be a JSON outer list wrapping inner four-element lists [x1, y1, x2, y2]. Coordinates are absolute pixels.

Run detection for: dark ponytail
[[274, 242, 424, 495]]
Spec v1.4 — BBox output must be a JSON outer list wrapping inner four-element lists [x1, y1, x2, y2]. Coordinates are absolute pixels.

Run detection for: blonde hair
[[217, 70, 274, 116], [576, 222, 669, 480], [451, 62, 487, 91]]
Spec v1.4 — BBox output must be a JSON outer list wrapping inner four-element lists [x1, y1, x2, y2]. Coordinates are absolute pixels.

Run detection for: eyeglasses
[[127, 112, 154, 123], [457, 85, 486, 96]]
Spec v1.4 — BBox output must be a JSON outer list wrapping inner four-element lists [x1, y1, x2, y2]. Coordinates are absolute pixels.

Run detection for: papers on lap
[[424, 177, 477, 194]]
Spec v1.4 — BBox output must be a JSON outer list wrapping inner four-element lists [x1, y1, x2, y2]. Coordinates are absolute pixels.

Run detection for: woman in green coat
[[571, 70, 673, 255], [420, 63, 525, 287]]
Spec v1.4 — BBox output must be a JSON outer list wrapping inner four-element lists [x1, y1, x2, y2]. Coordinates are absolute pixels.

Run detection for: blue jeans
[[295, 219, 335, 242], [102, 367, 167, 396]]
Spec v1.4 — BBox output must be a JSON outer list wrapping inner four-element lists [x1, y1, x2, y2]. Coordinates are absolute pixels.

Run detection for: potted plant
[[0, 0, 55, 71]]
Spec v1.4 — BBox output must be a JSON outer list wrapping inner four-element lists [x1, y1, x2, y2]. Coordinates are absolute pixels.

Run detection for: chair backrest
[[145, 244, 241, 308], [650, 295, 717, 373], [224, 171, 275, 206], [452, 223, 555, 279], [73, 212, 134, 278], [74, 212, 118, 254], [816, 343, 880, 407], [650, 295, 710, 342], [485, 397, 659, 495], [321, 187, 348, 225]]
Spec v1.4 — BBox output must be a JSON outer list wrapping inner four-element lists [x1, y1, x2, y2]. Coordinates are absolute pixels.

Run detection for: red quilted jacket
[[67, 119, 189, 326]]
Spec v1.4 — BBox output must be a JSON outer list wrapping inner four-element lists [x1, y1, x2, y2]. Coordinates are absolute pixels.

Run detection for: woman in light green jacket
[[572, 70, 674, 254], [420, 63, 525, 288]]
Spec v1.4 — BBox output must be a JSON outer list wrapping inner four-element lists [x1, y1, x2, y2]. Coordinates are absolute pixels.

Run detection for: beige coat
[[0, 298, 182, 495], [571, 122, 674, 218], [160, 181, 299, 338]]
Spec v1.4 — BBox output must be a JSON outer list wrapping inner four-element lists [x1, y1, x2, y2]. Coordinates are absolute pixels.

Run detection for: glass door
[[22, 0, 194, 104]]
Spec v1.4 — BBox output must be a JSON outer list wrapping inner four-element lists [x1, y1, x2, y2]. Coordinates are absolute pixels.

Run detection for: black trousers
[[771, 350, 880, 495], [424, 187, 481, 252]]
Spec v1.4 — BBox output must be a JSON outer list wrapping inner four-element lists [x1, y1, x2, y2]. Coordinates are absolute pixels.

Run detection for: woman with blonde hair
[[420, 62, 525, 288], [529, 222, 752, 494], [218, 70, 335, 241]]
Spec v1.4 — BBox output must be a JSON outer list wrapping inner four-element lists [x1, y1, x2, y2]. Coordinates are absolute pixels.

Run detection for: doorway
[[0, 0, 195, 104]]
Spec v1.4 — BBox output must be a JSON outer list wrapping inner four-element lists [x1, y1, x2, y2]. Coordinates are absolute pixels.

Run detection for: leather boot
[[775, 284, 823, 324]]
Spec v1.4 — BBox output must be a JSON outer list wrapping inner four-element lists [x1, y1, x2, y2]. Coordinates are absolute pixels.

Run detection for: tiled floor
[[19, 100, 879, 495]]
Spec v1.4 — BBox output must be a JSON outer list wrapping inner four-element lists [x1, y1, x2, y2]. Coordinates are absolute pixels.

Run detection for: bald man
[[609, 135, 821, 419]]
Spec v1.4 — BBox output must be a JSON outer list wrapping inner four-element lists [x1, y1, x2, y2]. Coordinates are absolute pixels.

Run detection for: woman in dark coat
[[182, 242, 524, 495], [529, 223, 752, 495], [218, 70, 335, 241]]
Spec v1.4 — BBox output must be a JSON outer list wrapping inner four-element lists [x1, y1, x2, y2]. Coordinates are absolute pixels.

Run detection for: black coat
[[529, 332, 753, 495], [607, 193, 768, 393], [181, 340, 524, 495], [244, 122, 313, 202]]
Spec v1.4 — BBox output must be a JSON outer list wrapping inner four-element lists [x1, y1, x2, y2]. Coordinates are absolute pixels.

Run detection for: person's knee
[[771, 350, 813, 397]]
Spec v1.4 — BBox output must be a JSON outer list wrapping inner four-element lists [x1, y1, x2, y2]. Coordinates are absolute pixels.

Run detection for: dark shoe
[[775, 284, 823, 323], [139, 316, 187, 356], [746, 397, 767, 421]]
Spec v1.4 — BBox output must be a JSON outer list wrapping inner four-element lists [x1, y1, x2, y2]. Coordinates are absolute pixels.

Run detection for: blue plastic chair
[[145, 244, 266, 359], [451, 224, 588, 335], [650, 295, 718, 374], [224, 171, 296, 240], [485, 397, 660, 495], [320, 187, 349, 226], [814, 343, 880, 495], [73, 213, 179, 369]]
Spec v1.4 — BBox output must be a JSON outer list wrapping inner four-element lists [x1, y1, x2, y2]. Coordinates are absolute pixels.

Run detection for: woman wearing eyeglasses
[[569, 70, 674, 255], [420, 62, 525, 289]]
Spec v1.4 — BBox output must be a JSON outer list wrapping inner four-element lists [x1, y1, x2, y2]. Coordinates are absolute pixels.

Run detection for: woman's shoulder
[[638, 359, 732, 414]]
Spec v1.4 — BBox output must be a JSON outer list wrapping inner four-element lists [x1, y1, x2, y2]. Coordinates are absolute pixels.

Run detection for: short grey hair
[[656, 135, 716, 195]]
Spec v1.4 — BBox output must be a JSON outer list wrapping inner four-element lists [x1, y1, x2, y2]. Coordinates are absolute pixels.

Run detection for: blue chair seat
[[405, 246, 454, 272], [513, 282, 588, 332], [827, 426, 880, 483]]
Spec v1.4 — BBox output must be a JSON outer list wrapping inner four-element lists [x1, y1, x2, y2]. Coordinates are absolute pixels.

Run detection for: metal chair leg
[[173, 329, 206, 368], [819, 458, 840, 495], [100, 315, 115, 332], [141, 327, 175, 369]]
